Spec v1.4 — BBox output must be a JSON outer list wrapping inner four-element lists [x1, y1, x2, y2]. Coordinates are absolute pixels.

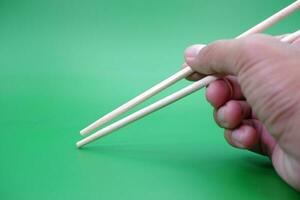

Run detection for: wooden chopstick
[[77, 76, 217, 147], [80, 0, 300, 136], [77, 30, 300, 148], [80, 67, 194, 135], [236, 0, 300, 39]]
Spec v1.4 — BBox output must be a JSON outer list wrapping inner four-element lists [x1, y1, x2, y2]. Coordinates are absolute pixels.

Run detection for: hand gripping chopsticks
[[77, 1, 300, 148]]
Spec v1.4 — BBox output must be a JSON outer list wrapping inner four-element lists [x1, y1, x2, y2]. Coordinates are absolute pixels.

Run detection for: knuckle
[[206, 40, 228, 55], [240, 34, 271, 54]]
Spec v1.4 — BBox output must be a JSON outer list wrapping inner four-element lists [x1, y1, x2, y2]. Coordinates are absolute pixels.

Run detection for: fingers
[[224, 124, 258, 150], [206, 76, 244, 108], [206, 79, 231, 108], [224, 120, 276, 157], [214, 100, 252, 129], [206, 79, 276, 156]]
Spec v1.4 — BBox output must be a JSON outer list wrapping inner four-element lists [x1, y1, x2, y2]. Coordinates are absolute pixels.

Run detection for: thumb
[[184, 34, 287, 76], [185, 39, 241, 76]]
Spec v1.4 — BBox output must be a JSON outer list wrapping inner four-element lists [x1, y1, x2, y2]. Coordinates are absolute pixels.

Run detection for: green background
[[1, 0, 300, 199]]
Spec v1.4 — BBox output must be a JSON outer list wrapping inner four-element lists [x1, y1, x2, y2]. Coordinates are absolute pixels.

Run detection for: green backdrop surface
[[1, 0, 300, 199]]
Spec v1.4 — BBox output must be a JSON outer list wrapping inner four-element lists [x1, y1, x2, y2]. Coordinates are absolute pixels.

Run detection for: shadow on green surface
[[78, 142, 300, 196], [81, 143, 272, 169]]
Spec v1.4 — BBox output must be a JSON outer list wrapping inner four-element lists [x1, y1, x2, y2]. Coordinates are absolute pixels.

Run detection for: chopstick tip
[[76, 141, 83, 149], [80, 129, 88, 135]]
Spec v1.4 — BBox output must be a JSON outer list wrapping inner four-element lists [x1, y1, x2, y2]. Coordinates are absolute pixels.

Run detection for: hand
[[184, 34, 300, 191]]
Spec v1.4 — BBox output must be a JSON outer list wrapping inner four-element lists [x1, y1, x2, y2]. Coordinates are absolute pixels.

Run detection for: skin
[[183, 34, 300, 191]]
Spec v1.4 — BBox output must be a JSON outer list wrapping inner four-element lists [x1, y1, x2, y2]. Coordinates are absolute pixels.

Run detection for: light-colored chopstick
[[77, 76, 218, 147], [80, 67, 194, 135], [237, 0, 300, 39], [77, 29, 300, 148], [80, 0, 300, 136]]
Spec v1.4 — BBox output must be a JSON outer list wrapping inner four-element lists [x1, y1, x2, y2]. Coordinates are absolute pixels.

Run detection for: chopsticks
[[80, 1, 300, 136], [77, 75, 218, 147], [77, 1, 300, 148], [80, 66, 194, 135]]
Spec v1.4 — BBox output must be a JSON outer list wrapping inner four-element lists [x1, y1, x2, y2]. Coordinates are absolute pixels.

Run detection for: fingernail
[[232, 129, 245, 148], [217, 107, 229, 127], [185, 44, 206, 58]]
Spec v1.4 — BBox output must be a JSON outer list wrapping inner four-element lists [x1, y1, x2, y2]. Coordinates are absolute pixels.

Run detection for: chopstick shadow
[[80, 142, 273, 171], [79, 143, 300, 194]]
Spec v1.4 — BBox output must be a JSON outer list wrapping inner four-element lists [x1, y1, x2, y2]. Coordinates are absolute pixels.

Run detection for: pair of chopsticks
[[77, 0, 300, 148]]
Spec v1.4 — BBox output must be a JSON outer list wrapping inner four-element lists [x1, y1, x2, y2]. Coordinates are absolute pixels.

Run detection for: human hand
[[184, 34, 300, 191]]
